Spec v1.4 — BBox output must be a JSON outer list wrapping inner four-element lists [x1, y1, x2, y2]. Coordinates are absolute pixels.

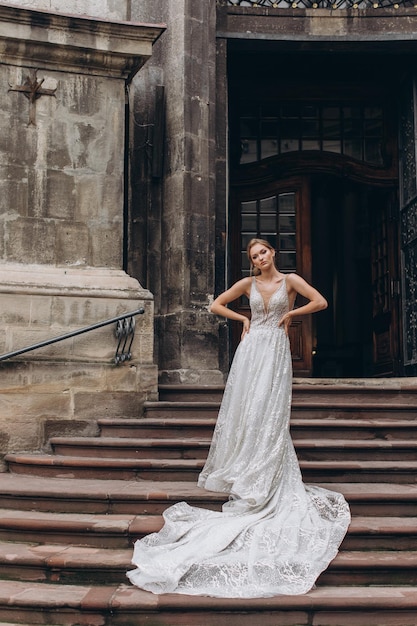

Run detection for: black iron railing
[[228, 0, 412, 8], [0, 309, 144, 366]]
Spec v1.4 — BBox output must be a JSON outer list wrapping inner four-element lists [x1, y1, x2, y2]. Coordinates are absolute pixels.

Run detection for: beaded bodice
[[250, 276, 289, 331]]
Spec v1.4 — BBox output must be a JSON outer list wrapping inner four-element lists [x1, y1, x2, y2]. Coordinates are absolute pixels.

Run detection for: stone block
[[181, 310, 219, 370], [0, 165, 29, 216], [0, 331, 6, 354], [55, 221, 89, 265], [29, 362, 106, 391], [0, 389, 71, 423], [46, 119, 71, 169], [0, 220, 4, 260], [43, 419, 99, 446], [72, 325, 116, 361], [0, 413, 42, 454], [5, 218, 56, 264], [46, 170, 76, 220], [73, 391, 143, 419], [158, 314, 181, 370], [0, 294, 32, 325], [91, 223, 123, 267], [158, 308, 221, 379], [101, 175, 124, 221], [28, 295, 54, 327], [76, 175, 101, 220], [8, 329, 74, 360]]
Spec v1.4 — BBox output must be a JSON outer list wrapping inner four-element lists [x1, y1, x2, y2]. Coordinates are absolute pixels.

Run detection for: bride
[[127, 238, 351, 598]]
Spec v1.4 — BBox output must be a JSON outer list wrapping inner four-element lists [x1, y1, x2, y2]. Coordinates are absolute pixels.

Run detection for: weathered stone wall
[[2, 66, 125, 268], [0, 273, 156, 470], [0, 3, 163, 465], [2, 0, 129, 20], [129, 0, 223, 384]]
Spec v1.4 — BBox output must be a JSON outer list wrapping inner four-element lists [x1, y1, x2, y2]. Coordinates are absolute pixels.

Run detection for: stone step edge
[[145, 400, 417, 410], [49, 436, 417, 450], [1, 542, 417, 573], [159, 382, 417, 392], [99, 417, 417, 427], [0, 513, 415, 541], [6, 454, 417, 471], [1, 580, 417, 611], [0, 474, 415, 502]]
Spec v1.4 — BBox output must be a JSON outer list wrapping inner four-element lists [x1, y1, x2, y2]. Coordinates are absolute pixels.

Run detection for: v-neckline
[[253, 277, 285, 314]]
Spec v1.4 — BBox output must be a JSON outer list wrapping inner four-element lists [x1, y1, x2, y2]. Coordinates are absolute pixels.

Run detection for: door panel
[[399, 76, 417, 373], [370, 192, 400, 376], [230, 177, 313, 376]]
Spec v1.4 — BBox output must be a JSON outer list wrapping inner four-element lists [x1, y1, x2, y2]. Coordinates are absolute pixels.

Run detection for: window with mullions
[[240, 103, 384, 166], [240, 192, 296, 286]]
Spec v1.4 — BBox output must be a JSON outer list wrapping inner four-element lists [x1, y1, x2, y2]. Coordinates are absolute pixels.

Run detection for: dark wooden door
[[370, 191, 401, 376], [398, 76, 417, 374], [230, 176, 313, 376]]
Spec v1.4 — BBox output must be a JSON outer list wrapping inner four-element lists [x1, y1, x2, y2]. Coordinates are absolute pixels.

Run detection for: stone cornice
[[0, 3, 165, 80], [0, 264, 154, 300]]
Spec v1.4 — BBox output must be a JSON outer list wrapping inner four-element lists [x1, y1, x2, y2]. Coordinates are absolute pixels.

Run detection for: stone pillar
[[130, 0, 223, 384], [0, 4, 164, 464]]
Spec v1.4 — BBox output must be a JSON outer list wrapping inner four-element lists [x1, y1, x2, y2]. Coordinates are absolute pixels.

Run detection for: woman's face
[[249, 243, 275, 271]]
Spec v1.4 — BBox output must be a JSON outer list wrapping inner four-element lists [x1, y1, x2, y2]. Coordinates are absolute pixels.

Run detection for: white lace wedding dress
[[127, 277, 351, 598]]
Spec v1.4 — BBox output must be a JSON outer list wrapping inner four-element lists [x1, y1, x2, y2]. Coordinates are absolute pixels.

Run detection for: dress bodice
[[250, 276, 289, 331]]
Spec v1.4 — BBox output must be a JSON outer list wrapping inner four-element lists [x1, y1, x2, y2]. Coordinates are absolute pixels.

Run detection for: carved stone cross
[[8, 69, 57, 126]]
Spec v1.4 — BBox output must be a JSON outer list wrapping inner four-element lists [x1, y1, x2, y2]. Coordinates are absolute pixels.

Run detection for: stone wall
[[2, 0, 129, 20], [0, 3, 163, 465], [129, 0, 223, 384]]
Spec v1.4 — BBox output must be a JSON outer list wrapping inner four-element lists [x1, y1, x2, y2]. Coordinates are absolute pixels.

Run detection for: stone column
[[130, 0, 223, 384], [0, 4, 164, 463]]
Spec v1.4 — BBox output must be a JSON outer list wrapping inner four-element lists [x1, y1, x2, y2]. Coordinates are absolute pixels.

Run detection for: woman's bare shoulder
[[232, 276, 252, 294]]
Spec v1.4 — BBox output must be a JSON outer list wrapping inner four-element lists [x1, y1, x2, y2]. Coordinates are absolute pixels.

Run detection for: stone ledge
[[1, 541, 417, 583], [0, 263, 153, 300], [1, 579, 417, 612], [0, 3, 165, 79]]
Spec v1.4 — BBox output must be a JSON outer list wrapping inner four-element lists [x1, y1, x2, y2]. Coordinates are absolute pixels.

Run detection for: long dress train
[[127, 277, 351, 598]]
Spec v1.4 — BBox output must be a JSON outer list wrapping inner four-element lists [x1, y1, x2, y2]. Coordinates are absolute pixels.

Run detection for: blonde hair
[[247, 238, 276, 276]]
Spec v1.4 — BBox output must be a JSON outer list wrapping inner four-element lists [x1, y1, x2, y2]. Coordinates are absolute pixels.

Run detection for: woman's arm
[[210, 277, 252, 338], [278, 273, 327, 335]]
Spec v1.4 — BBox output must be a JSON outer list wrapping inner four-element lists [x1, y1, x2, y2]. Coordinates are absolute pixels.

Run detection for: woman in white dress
[[127, 238, 351, 598]]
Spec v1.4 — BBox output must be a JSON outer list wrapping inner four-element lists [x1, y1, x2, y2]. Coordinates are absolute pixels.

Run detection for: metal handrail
[[0, 308, 145, 365]]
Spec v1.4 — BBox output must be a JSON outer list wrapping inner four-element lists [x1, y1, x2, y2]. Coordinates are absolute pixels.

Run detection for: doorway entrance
[[311, 177, 399, 377], [228, 50, 402, 376], [230, 174, 400, 377]]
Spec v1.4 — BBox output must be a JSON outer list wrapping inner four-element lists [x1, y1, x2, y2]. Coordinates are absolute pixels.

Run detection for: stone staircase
[[0, 381, 417, 625]]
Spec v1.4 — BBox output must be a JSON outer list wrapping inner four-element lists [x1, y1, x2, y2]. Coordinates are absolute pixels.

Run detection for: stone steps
[[99, 416, 417, 440], [47, 434, 417, 462], [0, 381, 417, 625], [1, 580, 417, 626], [1, 540, 417, 587], [6, 452, 417, 482], [0, 474, 416, 517], [144, 400, 417, 421], [0, 509, 416, 551], [0, 474, 226, 514]]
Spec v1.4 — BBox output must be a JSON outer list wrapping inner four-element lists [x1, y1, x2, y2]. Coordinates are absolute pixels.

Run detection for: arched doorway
[[228, 52, 401, 375]]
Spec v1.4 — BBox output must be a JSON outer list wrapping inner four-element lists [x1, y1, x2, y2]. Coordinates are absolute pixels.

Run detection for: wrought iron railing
[[0, 309, 144, 366], [228, 0, 412, 8]]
